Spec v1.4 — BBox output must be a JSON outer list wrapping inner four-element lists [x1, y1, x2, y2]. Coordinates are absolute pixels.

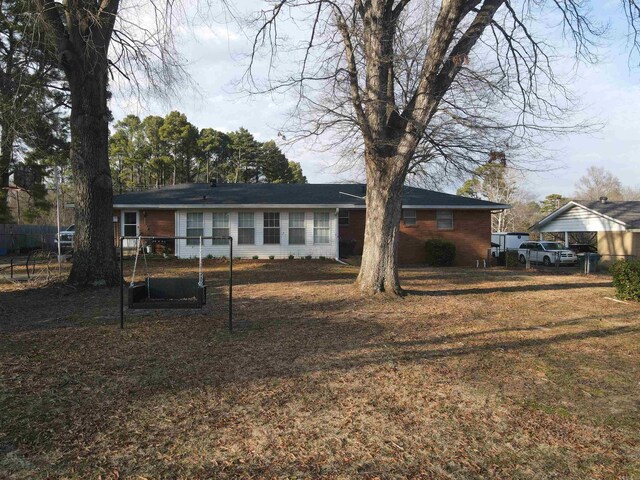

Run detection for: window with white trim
[[313, 212, 331, 244], [238, 212, 255, 245], [403, 209, 417, 226], [263, 212, 280, 244], [212, 212, 229, 244], [186, 212, 203, 245], [436, 210, 453, 230], [289, 211, 306, 245], [338, 210, 350, 226], [123, 212, 138, 237]]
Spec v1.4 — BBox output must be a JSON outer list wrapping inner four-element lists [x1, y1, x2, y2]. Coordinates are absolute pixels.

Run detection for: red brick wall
[[339, 210, 366, 255], [140, 210, 175, 237], [112, 209, 175, 246], [339, 208, 491, 266]]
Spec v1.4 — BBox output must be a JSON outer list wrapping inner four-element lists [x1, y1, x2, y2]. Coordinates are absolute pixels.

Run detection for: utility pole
[[55, 166, 62, 274]]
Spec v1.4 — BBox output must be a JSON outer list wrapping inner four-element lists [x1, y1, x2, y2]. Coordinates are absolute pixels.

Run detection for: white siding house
[[535, 203, 627, 234], [174, 209, 339, 259]]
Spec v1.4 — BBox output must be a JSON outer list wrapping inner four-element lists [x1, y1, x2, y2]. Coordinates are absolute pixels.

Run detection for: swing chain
[[130, 236, 141, 286], [198, 236, 204, 287]]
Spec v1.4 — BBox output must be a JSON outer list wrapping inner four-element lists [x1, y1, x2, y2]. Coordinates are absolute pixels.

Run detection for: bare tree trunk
[[0, 143, 13, 223], [67, 69, 119, 286], [356, 155, 407, 295], [0, 126, 14, 223]]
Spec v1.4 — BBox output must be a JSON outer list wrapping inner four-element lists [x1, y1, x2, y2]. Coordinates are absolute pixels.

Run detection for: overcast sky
[[111, 1, 640, 200]]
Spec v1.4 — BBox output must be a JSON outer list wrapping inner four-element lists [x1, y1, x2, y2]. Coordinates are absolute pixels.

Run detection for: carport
[[531, 197, 640, 263]]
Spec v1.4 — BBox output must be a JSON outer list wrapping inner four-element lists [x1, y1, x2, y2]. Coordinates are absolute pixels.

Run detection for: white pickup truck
[[517, 241, 578, 266], [54, 224, 75, 251]]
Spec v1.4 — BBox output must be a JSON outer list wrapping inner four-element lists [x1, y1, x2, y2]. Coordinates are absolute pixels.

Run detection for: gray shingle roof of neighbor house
[[578, 200, 640, 228], [533, 199, 640, 230], [113, 183, 510, 209]]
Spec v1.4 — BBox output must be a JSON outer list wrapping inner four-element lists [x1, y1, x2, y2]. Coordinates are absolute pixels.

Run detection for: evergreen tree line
[[0, 0, 69, 223], [110, 112, 306, 193]]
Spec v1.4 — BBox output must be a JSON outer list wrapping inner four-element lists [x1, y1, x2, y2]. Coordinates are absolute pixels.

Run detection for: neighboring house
[[113, 183, 509, 266], [531, 197, 640, 262]]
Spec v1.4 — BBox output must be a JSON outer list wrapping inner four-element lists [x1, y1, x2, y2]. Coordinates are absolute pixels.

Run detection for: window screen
[[436, 210, 453, 230], [263, 212, 280, 244], [186, 212, 204, 245], [403, 209, 417, 226], [289, 211, 306, 245], [212, 212, 229, 245], [238, 212, 255, 245], [314, 212, 331, 244]]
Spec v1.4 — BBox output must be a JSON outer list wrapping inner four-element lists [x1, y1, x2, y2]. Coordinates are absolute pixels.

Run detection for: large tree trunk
[[66, 68, 119, 286], [0, 126, 14, 223], [355, 155, 407, 295]]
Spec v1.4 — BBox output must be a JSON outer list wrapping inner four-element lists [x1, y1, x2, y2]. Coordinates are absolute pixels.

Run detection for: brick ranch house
[[112, 183, 509, 266]]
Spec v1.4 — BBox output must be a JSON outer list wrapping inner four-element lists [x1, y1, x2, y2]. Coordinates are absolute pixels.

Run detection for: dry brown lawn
[[1, 259, 639, 479]]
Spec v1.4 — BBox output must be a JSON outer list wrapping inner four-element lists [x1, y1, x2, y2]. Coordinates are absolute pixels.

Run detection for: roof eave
[[114, 203, 509, 210]]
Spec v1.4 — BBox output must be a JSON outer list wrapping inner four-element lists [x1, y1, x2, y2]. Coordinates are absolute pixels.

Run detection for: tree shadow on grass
[[405, 281, 612, 297], [2, 279, 639, 477]]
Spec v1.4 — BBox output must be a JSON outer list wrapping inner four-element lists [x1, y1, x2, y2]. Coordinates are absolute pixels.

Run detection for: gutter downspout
[[335, 207, 340, 261]]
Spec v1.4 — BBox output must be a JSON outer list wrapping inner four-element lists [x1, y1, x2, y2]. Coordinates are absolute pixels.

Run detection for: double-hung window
[[186, 212, 204, 246], [338, 210, 350, 226], [403, 209, 417, 226], [436, 210, 453, 230], [212, 212, 229, 245], [289, 212, 306, 245], [263, 212, 280, 244], [238, 212, 255, 245], [313, 212, 331, 244]]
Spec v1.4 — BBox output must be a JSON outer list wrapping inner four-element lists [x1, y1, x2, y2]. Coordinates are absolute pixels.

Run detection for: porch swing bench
[[127, 236, 207, 309]]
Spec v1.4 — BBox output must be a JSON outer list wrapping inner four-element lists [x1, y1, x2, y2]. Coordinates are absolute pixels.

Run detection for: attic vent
[[599, 196, 608, 204]]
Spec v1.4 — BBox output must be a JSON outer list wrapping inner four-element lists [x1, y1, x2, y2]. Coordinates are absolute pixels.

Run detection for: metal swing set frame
[[119, 235, 233, 332]]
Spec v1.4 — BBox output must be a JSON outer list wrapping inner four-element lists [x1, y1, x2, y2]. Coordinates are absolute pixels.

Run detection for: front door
[[122, 211, 139, 248]]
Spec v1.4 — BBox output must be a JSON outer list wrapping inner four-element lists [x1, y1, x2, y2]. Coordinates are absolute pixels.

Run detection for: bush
[[505, 250, 520, 268], [288, 254, 295, 260], [305, 255, 312, 260], [610, 259, 640, 301], [252, 255, 259, 260], [269, 255, 275, 260], [319, 256, 326, 260], [424, 239, 456, 267], [206, 254, 214, 260], [339, 238, 357, 257]]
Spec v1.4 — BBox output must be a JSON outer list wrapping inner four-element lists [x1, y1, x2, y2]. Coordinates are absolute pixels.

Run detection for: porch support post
[[564, 231, 569, 247]]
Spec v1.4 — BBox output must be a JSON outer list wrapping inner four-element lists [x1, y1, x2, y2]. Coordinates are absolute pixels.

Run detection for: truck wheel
[[543, 256, 551, 266], [519, 254, 526, 264]]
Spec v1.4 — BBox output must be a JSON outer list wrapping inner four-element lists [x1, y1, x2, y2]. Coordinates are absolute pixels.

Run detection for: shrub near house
[[611, 259, 640, 301], [425, 239, 456, 266]]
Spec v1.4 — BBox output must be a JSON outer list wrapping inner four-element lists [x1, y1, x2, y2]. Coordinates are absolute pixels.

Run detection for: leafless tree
[[246, 0, 640, 295], [573, 166, 640, 201], [33, 1, 190, 285]]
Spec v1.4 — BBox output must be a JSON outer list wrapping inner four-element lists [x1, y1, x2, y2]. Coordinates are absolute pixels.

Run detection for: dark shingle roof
[[578, 200, 640, 228], [113, 183, 508, 209]]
